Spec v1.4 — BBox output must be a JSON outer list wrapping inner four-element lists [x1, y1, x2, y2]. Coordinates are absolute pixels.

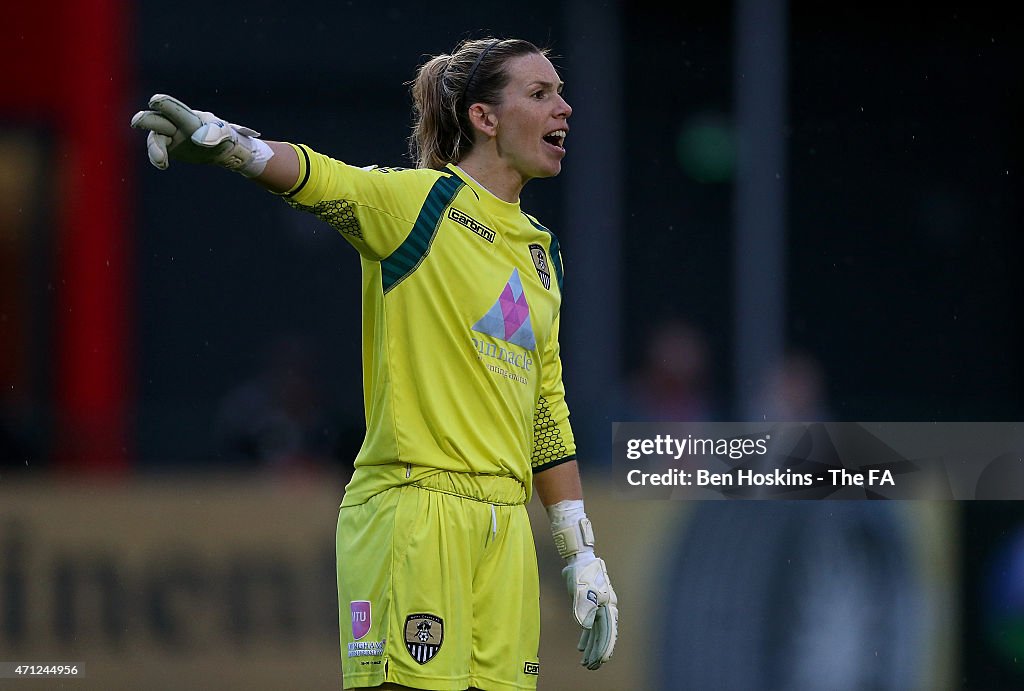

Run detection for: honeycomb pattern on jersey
[[288, 199, 363, 239], [531, 396, 569, 468]]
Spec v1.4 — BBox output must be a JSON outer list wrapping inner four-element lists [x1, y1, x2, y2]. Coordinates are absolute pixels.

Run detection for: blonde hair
[[409, 38, 548, 169]]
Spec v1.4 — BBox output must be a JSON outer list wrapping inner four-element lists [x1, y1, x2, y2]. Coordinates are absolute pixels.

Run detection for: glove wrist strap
[[219, 136, 273, 178], [547, 500, 596, 560], [236, 137, 274, 178]]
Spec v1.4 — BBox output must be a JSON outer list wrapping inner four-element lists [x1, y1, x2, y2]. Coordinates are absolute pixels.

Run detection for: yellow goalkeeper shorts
[[337, 470, 541, 691]]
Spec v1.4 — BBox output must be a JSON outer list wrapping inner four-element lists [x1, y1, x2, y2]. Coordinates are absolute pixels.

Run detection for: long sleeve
[[279, 143, 430, 261], [531, 296, 577, 473]]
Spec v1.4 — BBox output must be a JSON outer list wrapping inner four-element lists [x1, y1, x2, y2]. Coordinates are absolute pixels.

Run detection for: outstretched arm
[[255, 142, 300, 193]]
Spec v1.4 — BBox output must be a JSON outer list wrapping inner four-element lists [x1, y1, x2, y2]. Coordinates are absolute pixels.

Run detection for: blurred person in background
[[754, 349, 831, 422], [656, 347, 923, 690], [131, 36, 617, 691], [214, 333, 337, 474], [620, 318, 716, 422]]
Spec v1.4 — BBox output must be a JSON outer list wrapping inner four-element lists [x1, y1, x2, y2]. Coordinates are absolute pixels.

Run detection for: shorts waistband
[[411, 471, 527, 506]]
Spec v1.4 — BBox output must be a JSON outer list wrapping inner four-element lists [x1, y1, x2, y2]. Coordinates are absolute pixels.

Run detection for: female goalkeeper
[[132, 37, 617, 691]]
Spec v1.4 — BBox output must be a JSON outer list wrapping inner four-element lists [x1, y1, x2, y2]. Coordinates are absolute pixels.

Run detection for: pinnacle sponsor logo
[[472, 341, 530, 385], [470, 269, 536, 385], [471, 269, 536, 351], [471, 338, 533, 372], [449, 207, 495, 243]]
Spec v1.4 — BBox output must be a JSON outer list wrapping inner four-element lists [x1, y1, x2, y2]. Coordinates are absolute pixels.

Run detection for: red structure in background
[[2, 1, 133, 472]]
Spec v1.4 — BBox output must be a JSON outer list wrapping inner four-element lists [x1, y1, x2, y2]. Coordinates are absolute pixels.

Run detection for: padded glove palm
[[563, 555, 619, 669]]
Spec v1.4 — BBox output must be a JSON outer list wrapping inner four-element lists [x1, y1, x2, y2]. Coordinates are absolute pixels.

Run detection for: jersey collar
[[447, 164, 523, 219]]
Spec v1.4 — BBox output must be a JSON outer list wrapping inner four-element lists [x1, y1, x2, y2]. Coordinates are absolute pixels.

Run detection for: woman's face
[[489, 52, 572, 181]]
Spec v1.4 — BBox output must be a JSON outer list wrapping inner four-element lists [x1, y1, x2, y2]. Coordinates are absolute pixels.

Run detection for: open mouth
[[542, 129, 567, 150]]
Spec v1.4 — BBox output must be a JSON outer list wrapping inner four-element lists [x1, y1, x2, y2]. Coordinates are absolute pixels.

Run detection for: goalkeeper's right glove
[[130, 94, 273, 177]]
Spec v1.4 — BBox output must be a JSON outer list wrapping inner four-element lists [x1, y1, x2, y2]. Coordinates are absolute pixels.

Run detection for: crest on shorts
[[350, 600, 371, 640], [529, 244, 551, 290], [404, 613, 444, 664]]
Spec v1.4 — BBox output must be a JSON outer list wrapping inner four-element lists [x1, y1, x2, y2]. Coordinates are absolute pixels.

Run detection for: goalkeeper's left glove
[[130, 93, 273, 177], [547, 499, 618, 669]]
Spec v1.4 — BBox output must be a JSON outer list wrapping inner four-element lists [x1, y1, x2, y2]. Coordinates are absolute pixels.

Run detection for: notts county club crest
[[404, 613, 444, 664], [529, 244, 551, 290]]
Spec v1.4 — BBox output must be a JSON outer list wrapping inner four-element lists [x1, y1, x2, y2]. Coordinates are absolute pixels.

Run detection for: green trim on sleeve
[[380, 173, 464, 294]]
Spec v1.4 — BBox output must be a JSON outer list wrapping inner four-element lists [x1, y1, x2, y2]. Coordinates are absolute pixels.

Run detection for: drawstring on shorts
[[484, 504, 498, 546]]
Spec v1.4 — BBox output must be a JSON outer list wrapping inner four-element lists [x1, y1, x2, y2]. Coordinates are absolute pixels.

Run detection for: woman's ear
[[467, 103, 498, 139]]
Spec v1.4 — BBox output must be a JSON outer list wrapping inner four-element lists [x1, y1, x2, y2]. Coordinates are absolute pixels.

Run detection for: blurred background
[[1, 1, 1022, 688]]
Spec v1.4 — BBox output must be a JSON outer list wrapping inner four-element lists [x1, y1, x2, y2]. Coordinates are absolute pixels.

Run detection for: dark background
[[2, 2, 1023, 689], [124, 2, 1023, 466]]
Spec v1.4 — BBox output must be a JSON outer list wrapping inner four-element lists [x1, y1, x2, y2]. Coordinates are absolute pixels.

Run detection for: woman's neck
[[455, 150, 527, 203]]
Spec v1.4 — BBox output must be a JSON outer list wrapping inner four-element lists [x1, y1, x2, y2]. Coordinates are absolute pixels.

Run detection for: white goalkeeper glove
[[547, 499, 618, 670], [130, 94, 273, 177]]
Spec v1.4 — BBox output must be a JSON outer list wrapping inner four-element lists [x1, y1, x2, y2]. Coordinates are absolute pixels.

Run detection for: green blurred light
[[676, 116, 735, 183]]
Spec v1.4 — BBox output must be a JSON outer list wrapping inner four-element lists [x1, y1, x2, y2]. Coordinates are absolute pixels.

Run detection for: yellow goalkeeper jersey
[[280, 144, 577, 506]]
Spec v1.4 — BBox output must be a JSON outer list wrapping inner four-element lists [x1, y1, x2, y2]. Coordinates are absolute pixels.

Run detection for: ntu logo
[[350, 601, 371, 640]]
